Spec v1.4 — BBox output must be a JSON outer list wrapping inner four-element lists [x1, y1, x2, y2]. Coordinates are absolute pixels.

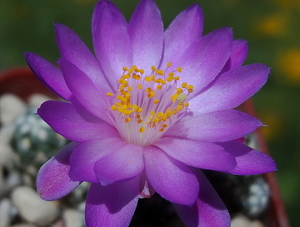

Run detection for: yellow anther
[[177, 67, 182, 72], [157, 112, 164, 118], [124, 110, 133, 115], [187, 85, 194, 90], [162, 124, 168, 128], [132, 105, 138, 111], [123, 67, 128, 71], [184, 102, 189, 107], [111, 105, 117, 111], [106, 92, 114, 96], [125, 92, 130, 98], [171, 93, 179, 102], [159, 128, 165, 132], [177, 105, 183, 111], [147, 90, 155, 98], [176, 88, 183, 93], [154, 99, 159, 104], [181, 82, 187, 88], [145, 76, 152, 82], [165, 110, 172, 117], [151, 66, 157, 71], [166, 77, 173, 82], [133, 74, 141, 80], [127, 86, 132, 92], [156, 84, 162, 90], [156, 70, 164, 75], [137, 84, 143, 90], [174, 76, 180, 81], [116, 95, 123, 100], [150, 110, 156, 116], [123, 74, 130, 79], [139, 127, 145, 133], [167, 62, 172, 67], [125, 117, 131, 123], [188, 89, 194, 93], [168, 72, 174, 77], [140, 69, 144, 74], [138, 119, 143, 124], [118, 107, 125, 113], [137, 107, 143, 113]]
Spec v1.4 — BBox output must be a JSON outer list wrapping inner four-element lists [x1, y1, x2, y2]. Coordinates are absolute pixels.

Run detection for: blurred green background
[[0, 0, 298, 225]]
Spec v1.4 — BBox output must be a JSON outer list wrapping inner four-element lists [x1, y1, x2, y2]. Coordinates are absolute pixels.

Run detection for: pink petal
[[219, 141, 277, 175], [173, 170, 230, 227], [221, 39, 248, 73], [188, 64, 269, 114], [154, 137, 236, 171], [128, 0, 164, 72], [38, 100, 118, 142], [144, 146, 199, 205], [162, 4, 203, 66], [55, 23, 111, 91], [85, 176, 140, 227], [92, 0, 132, 90], [173, 27, 233, 95], [36, 142, 80, 200], [58, 58, 110, 123], [24, 52, 72, 101], [69, 138, 126, 183], [94, 143, 144, 185], [165, 110, 262, 142]]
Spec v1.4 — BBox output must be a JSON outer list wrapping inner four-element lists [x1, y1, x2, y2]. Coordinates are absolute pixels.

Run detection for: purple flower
[[25, 0, 276, 226]]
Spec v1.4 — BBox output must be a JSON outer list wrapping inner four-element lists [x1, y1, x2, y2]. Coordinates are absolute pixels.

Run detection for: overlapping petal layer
[[36, 142, 80, 200], [85, 176, 140, 227], [144, 146, 199, 205]]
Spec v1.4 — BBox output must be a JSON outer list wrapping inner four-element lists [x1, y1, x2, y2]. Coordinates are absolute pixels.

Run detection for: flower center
[[106, 63, 194, 146]]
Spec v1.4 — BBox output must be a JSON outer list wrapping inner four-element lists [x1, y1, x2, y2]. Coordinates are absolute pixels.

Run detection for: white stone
[[63, 209, 83, 227], [250, 220, 266, 227], [0, 143, 19, 197], [0, 94, 26, 126], [11, 186, 59, 226], [0, 198, 12, 227], [231, 214, 251, 227], [28, 94, 51, 108]]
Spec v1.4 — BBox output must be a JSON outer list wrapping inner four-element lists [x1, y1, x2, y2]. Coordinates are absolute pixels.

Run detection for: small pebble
[[28, 94, 51, 108], [0, 94, 26, 126], [11, 186, 59, 226], [231, 214, 266, 227], [0, 198, 13, 227], [63, 209, 83, 227]]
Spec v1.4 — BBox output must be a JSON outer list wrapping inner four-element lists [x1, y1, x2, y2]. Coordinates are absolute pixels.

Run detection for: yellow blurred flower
[[278, 48, 300, 84], [252, 12, 289, 38]]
